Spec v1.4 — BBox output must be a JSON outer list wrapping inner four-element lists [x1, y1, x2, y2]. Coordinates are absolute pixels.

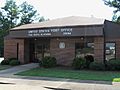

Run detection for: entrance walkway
[[0, 63, 39, 77]]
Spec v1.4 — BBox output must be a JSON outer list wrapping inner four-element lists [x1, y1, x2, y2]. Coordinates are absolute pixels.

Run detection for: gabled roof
[[11, 16, 105, 30]]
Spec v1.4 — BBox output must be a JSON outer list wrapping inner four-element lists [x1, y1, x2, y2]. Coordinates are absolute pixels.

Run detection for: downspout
[[103, 20, 107, 66]]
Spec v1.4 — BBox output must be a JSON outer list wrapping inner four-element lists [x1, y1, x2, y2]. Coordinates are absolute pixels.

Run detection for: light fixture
[[57, 38, 59, 40], [80, 37, 84, 40]]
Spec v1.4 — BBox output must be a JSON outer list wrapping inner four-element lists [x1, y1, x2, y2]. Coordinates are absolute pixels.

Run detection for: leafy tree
[[0, 0, 19, 29], [103, 0, 120, 23], [0, 0, 45, 29], [39, 16, 46, 22], [18, 1, 42, 25], [0, 0, 19, 56], [0, 0, 45, 56]]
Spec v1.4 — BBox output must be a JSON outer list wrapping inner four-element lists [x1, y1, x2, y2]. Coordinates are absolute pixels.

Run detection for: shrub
[[8, 58, 17, 61], [39, 60, 42, 67], [9, 60, 20, 66], [84, 55, 94, 69], [41, 56, 57, 68], [89, 62, 105, 71], [72, 57, 86, 70], [107, 59, 120, 71], [1, 60, 9, 65]]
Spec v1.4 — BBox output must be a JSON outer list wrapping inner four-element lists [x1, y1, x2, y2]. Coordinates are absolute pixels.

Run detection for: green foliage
[[1, 58, 20, 66], [0, 0, 46, 56], [103, 0, 120, 23], [18, 1, 44, 25], [84, 55, 94, 69], [1, 58, 18, 65], [39, 60, 42, 67], [0, 0, 18, 56], [107, 59, 120, 70], [39, 16, 46, 22], [0, 0, 19, 29], [41, 56, 57, 68], [1, 60, 10, 65], [72, 57, 86, 70], [16, 68, 120, 82], [9, 60, 20, 66], [89, 62, 105, 71], [8, 58, 17, 61], [113, 78, 120, 82], [0, 0, 45, 29]]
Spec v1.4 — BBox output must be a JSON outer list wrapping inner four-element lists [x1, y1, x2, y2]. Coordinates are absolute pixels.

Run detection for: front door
[[34, 39, 50, 61], [35, 44, 50, 61], [35, 44, 44, 61], [29, 38, 50, 62]]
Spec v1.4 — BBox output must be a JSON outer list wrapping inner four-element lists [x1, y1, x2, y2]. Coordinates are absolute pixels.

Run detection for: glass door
[[35, 44, 43, 61], [35, 43, 50, 61]]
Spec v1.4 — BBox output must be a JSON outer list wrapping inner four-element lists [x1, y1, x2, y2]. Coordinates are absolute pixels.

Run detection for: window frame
[[105, 42, 116, 60], [75, 42, 94, 58]]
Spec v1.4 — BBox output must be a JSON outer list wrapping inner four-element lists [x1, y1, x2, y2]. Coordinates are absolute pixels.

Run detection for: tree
[[0, 0, 19, 30], [0, 0, 45, 29], [18, 1, 43, 25], [0, 0, 45, 56], [103, 0, 120, 23], [0, 0, 20, 56]]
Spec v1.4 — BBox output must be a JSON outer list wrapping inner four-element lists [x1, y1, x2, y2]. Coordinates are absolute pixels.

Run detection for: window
[[105, 42, 116, 61], [75, 42, 94, 58], [35, 43, 50, 60], [44, 44, 50, 57], [75, 42, 84, 57]]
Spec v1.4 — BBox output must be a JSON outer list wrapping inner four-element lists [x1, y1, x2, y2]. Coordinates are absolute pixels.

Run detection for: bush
[[84, 55, 94, 69], [39, 60, 42, 67], [1, 60, 9, 65], [8, 58, 17, 61], [107, 59, 120, 70], [1, 58, 19, 65], [72, 57, 86, 70], [9, 60, 20, 66], [41, 56, 57, 68], [89, 62, 105, 71]]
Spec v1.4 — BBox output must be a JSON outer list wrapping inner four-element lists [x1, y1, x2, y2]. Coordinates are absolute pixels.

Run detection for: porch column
[[18, 39, 25, 64]]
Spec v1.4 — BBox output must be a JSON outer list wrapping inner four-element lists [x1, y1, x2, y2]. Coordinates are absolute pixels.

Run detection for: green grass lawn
[[16, 68, 120, 82], [0, 65, 11, 70]]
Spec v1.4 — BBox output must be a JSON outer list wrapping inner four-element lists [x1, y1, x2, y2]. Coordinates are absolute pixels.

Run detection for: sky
[[0, 0, 115, 21]]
